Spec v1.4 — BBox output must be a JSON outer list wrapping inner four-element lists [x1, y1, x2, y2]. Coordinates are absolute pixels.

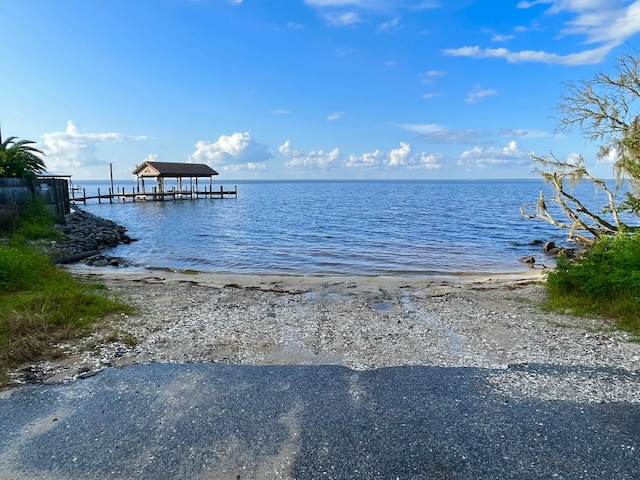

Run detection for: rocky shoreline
[[51, 208, 135, 266]]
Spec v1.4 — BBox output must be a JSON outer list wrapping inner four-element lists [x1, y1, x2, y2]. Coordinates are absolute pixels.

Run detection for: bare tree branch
[[521, 153, 636, 242], [525, 51, 640, 241]]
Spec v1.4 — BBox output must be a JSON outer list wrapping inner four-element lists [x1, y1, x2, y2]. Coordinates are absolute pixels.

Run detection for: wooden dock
[[70, 185, 238, 205]]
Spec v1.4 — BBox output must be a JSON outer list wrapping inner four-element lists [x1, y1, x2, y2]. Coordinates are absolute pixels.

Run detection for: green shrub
[[546, 234, 640, 333], [12, 198, 60, 242]]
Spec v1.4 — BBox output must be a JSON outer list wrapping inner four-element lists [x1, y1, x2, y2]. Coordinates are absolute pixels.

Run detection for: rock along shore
[[52, 208, 135, 266]]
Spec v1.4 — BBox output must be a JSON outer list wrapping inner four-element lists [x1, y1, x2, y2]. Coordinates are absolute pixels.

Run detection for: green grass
[[544, 234, 640, 335], [0, 200, 131, 385], [11, 197, 62, 243]]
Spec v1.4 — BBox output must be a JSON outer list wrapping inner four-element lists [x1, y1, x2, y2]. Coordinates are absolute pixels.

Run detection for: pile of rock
[[52, 208, 135, 266], [520, 240, 581, 268], [533, 240, 578, 258]]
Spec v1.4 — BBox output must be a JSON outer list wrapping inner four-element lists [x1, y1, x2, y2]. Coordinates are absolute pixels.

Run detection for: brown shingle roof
[[132, 161, 219, 177]]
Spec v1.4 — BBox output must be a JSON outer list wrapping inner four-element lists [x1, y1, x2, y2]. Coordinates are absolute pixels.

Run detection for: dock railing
[[70, 185, 238, 205]]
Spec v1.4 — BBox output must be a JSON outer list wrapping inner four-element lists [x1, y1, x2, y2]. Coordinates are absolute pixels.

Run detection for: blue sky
[[2, 0, 640, 180]]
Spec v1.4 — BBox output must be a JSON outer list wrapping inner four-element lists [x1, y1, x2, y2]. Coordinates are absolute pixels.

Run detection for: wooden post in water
[[83, 188, 87, 205], [109, 163, 114, 197], [220, 185, 224, 198], [108, 188, 113, 204]]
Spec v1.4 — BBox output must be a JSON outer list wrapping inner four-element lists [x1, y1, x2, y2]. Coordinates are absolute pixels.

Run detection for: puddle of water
[[371, 302, 393, 312], [303, 290, 344, 302]]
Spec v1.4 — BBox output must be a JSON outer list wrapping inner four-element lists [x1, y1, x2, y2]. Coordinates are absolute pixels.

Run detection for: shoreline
[[67, 263, 548, 285], [10, 266, 640, 404]]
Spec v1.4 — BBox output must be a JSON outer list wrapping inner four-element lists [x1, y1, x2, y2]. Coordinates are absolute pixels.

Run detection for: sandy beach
[[20, 267, 640, 404]]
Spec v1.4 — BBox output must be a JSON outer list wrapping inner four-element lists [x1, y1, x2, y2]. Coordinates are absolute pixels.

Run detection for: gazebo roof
[[132, 161, 219, 178]]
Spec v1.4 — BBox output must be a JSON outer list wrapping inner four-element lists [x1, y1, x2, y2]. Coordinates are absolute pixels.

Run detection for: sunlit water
[[75, 179, 624, 276]]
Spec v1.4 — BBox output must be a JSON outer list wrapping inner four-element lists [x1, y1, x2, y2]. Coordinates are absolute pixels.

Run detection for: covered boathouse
[[69, 161, 236, 204], [132, 161, 219, 194]]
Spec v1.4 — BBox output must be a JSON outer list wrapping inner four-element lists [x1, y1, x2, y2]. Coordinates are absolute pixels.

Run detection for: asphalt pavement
[[0, 363, 638, 479]]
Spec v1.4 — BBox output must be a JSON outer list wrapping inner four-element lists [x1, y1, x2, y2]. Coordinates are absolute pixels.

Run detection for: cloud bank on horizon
[[3, 0, 640, 180]]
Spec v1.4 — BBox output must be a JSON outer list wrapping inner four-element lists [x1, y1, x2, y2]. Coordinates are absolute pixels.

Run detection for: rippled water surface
[[77, 179, 618, 275]]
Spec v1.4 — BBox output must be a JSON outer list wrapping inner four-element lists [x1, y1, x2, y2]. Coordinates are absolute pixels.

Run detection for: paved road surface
[[1, 363, 639, 479]]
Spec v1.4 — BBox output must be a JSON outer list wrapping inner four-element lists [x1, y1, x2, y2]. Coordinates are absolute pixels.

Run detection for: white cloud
[[400, 124, 551, 144], [466, 88, 498, 103], [387, 141, 413, 166], [491, 33, 515, 42], [189, 132, 272, 168], [324, 11, 362, 26], [222, 162, 268, 172], [418, 70, 446, 83], [41, 120, 146, 171], [457, 141, 531, 169], [304, 0, 439, 27], [377, 17, 400, 32], [444, 45, 612, 65], [347, 142, 443, 170], [566, 151, 585, 166], [326, 112, 344, 121], [518, 0, 640, 45], [143, 153, 160, 163], [278, 140, 302, 157], [446, 0, 640, 65], [399, 123, 480, 143], [597, 147, 620, 163], [414, 152, 443, 170], [279, 140, 342, 168], [503, 128, 551, 138], [346, 149, 388, 168], [273, 110, 292, 115]]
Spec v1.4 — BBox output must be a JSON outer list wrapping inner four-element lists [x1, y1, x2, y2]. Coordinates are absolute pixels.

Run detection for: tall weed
[[0, 200, 130, 382]]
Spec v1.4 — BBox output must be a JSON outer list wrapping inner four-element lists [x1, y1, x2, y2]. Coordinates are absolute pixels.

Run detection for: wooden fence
[[0, 177, 71, 216]]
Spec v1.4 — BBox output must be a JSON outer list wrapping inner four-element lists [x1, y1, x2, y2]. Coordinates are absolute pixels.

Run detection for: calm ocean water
[[74, 179, 618, 276]]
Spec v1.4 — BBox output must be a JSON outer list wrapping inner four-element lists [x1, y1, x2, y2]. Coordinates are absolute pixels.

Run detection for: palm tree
[[0, 125, 46, 179]]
